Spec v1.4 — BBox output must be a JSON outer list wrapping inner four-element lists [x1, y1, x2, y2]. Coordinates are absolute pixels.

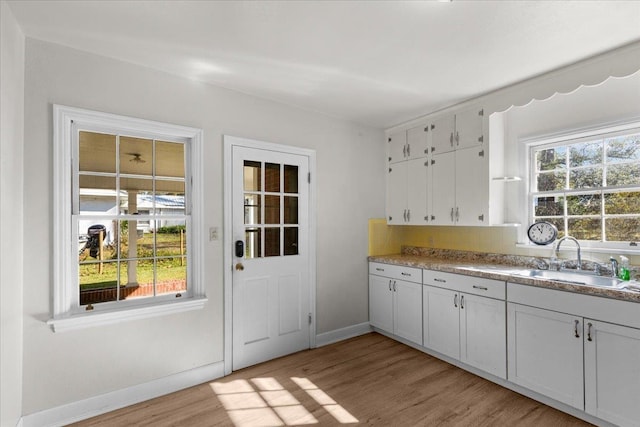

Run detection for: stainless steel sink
[[458, 265, 625, 288], [512, 269, 624, 288]]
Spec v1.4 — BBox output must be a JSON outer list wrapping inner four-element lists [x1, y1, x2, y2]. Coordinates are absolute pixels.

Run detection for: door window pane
[[264, 195, 280, 224], [284, 227, 299, 256], [244, 161, 261, 191], [120, 136, 153, 176], [284, 165, 299, 193], [244, 194, 261, 225], [265, 163, 280, 192], [284, 196, 298, 224], [245, 228, 261, 259], [265, 227, 280, 257]]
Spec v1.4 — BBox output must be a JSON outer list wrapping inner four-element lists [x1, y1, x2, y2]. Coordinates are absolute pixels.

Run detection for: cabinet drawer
[[423, 269, 505, 300], [369, 262, 422, 283]]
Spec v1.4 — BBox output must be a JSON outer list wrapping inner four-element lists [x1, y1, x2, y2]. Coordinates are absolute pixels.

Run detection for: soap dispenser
[[619, 255, 630, 281]]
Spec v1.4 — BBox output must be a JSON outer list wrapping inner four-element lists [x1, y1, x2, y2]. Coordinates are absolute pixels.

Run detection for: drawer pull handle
[[388, 280, 392, 291], [587, 322, 593, 342], [472, 285, 488, 291], [401, 272, 411, 276], [376, 268, 384, 272], [434, 278, 447, 283], [574, 319, 580, 338], [454, 293, 458, 308], [460, 295, 464, 309]]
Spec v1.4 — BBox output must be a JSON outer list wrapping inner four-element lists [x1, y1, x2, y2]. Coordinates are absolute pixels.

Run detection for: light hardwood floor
[[71, 333, 592, 426]]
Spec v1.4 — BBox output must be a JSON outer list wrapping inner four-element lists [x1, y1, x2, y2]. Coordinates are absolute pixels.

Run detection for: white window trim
[[518, 118, 640, 254], [49, 105, 206, 332]]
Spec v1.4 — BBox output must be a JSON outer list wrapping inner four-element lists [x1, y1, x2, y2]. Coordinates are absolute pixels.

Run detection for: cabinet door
[[507, 303, 584, 410], [393, 280, 423, 345], [369, 275, 393, 333], [423, 285, 460, 359], [455, 147, 488, 225], [430, 115, 455, 154], [430, 151, 455, 225], [406, 125, 429, 160], [407, 158, 429, 225], [386, 162, 407, 224], [585, 319, 640, 426], [460, 294, 506, 379], [387, 130, 407, 164], [455, 107, 484, 150]]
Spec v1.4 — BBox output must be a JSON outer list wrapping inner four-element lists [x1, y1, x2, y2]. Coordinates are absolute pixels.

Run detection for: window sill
[[515, 242, 640, 255], [47, 296, 208, 333]]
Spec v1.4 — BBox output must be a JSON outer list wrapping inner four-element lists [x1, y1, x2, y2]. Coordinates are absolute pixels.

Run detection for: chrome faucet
[[554, 236, 582, 271], [610, 257, 619, 278]]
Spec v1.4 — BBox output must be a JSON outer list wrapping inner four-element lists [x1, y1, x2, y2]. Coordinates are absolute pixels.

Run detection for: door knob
[[235, 263, 244, 271]]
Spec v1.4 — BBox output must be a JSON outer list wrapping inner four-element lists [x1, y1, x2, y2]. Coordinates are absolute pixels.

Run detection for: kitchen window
[[530, 126, 640, 249], [50, 105, 205, 332]]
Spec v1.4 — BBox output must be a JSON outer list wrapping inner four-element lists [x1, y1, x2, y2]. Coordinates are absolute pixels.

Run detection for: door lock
[[235, 240, 244, 258]]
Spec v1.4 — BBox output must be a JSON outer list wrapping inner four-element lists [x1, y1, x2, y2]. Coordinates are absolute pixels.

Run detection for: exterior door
[[232, 145, 311, 370]]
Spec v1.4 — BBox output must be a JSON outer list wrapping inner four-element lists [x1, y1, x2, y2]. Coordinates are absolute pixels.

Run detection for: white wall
[[0, 2, 25, 425], [22, 38, 384, 415]]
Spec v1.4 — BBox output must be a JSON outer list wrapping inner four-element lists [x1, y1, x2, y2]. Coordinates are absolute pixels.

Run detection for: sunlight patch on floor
[[291, 377, 359, 424], [210, 377, 358, 426]]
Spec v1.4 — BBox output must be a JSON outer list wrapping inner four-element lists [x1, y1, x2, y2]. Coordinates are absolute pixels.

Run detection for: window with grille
[[530, 128, 640, 248], [50, 105, 205, 331]]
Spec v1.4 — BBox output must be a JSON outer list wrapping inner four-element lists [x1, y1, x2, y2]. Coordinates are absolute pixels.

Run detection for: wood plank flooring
[[71, 333, 592, 426]]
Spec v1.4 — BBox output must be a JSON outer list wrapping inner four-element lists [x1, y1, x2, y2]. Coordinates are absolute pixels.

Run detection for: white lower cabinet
[[369, 262, 422, 345], [507, 303, 584, 409], [423, 285, 460, 359], [460, 293, 506, 378], [508, 285, 640, 427], [423, 271, 506, 379], [584, 319, 640, 427]]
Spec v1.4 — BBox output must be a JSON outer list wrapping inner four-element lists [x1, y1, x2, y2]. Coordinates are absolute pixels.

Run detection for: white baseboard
[[21, 361, 225, 427], [315, 322, 372, 347]]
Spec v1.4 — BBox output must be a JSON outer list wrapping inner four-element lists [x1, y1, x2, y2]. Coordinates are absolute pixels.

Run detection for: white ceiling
[[8, 0, 640, 128]]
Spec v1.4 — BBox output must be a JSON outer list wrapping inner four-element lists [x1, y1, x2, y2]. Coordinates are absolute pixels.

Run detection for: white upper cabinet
[[454, 107, 485, 150], [454, 146, 489, 225], [387, 130, 407, 164], [430, 107, 484, 154], [388, 125, 428, 164], [406, 125, 430, 160], [430, 114, 456, 154], [386, 124, 430, 225], [385, 104, 505, 226]]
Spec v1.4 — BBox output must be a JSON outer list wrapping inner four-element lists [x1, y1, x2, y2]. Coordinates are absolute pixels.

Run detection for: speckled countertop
[[369, 247, 640, 303]]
